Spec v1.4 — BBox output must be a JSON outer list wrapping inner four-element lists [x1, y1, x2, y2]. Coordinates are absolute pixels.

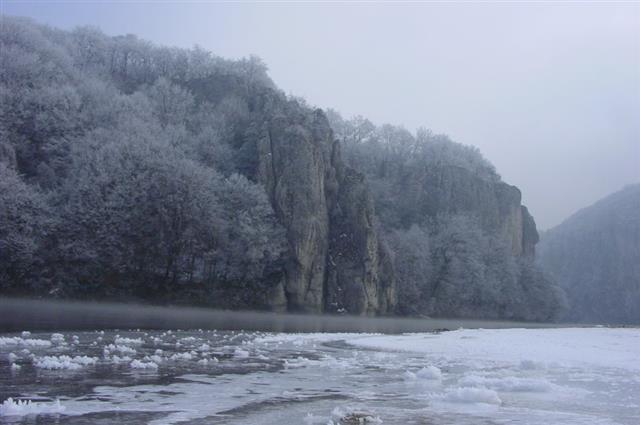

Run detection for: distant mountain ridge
[[538, 184, 640, 323]]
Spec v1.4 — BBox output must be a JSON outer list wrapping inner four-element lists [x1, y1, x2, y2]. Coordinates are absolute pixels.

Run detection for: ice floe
[[103, 343, 137, 356], [0, 398, 65, 416], [50, 333, 65, 344], [440, 386, 502, 405], [115, 336, 144, 345], [130, 359, 159, 370], [34, 355, 98, 370], [0, 336, 52, 347], [349, 328, 640, 371], [404, 365, 442, 381], [459, 374, 553, 392]]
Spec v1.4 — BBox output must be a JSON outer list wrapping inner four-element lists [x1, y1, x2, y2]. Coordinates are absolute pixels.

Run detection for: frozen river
[[1, 326, 639, 424]]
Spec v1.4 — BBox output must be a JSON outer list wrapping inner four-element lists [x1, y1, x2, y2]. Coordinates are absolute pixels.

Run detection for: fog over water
[[0, 298, 564, 334], [3, 2, 639, 229]]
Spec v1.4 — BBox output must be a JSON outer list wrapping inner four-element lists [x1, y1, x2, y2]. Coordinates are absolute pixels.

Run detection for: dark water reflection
[[0, 298, 563, 333]]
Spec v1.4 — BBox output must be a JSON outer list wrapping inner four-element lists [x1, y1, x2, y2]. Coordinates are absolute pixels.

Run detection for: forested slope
[[327, 113, 566, 320], [538, 184, 640, 323], [0, 16, 394, 313], [0, 16, 564, 320]]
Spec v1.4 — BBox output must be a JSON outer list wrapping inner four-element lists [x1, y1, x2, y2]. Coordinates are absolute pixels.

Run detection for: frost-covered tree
[[386, 225, 432, 315], [0, 164, 48, 292], [0, 16, 565, 318], [145, 77, 194, 128], [327, 109, 564, 321]]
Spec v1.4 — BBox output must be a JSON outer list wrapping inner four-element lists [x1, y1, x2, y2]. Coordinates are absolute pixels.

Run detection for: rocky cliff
[[327, 115, 564, 320], [404, 164, 539, 258], [1, 16, 562, 320], [253, 100, 396, 314]]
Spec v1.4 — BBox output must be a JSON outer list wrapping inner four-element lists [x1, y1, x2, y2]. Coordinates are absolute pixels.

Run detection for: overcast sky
[[3, 1, 639, 229]]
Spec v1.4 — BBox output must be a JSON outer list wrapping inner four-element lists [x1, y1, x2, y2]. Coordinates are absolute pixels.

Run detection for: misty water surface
[[0, 298, 565, 334]]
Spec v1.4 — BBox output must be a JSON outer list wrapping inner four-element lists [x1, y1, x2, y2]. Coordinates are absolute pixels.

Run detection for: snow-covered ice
[[439, 386, 502, 404], [349, 327, 640, 371]]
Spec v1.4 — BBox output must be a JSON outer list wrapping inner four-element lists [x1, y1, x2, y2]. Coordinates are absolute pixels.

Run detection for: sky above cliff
[[3, 1, 638, 229]]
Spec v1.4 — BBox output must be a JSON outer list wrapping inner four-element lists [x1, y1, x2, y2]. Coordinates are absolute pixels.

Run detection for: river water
[[0, 299, 638, 424]]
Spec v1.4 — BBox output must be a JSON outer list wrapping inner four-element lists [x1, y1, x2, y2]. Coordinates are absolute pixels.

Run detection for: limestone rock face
[[401, 164, 538, 259], [521, 206, 539, 258], [255, 104, 395, 314], [326, 162, 396, 315]]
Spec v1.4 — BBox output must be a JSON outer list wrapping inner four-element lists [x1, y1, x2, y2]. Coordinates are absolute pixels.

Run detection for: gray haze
[[3, 1, 638, 229]]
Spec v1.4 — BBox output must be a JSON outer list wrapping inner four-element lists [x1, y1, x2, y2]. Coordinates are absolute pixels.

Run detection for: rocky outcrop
[[326, 155, 396, 315], [521, 206, 539, 258], [398, 164, 538, 259], [255, 104, 395, 315]]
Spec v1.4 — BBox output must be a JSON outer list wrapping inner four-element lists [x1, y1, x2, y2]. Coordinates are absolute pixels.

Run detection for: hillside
[[327, 113, 566, 320], [0, 16, 564, 320], [538, 184, 640, 323]]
